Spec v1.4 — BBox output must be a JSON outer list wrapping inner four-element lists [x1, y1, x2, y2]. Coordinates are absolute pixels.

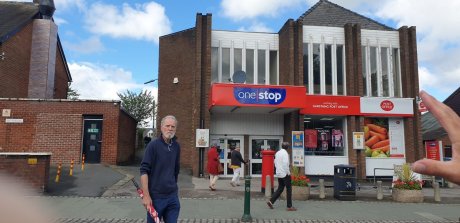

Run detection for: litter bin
[[334, 164, 356, 201]]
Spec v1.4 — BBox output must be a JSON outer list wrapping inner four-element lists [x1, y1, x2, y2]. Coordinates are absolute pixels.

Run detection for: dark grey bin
[[333, 164, 356, 201]]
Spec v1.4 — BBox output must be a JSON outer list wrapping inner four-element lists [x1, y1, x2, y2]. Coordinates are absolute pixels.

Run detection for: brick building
[[0, 1, 137, 165], [157, 0, 422, 179]]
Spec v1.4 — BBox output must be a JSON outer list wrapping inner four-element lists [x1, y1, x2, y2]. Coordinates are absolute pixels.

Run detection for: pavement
[[42, 149, 460, 222]]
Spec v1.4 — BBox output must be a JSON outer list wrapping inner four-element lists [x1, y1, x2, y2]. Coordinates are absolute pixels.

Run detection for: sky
[[5, 0, 460, 109]]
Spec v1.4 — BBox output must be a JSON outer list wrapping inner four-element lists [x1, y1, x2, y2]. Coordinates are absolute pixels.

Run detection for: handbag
[[217, 163, 224, 173]]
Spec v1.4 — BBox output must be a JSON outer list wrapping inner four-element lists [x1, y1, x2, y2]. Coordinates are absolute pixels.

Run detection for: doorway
[[210, 135, 244, 177], [82, 116, 103, 163], [249, 136, 282, 177]]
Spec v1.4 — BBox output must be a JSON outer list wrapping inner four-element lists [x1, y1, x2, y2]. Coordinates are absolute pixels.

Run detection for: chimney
[[27, 0, 57, 99]]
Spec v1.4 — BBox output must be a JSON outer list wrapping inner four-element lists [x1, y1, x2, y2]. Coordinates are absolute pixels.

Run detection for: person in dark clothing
[[140, 115, 181, 223], [144, 135, 152, 148], [230, 146, 247, 186]]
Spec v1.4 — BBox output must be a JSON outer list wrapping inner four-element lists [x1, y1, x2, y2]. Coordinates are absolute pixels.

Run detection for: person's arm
[[175, 144, 181, 183], [412, 90, 460, 185], [140, 174, 152, 209]]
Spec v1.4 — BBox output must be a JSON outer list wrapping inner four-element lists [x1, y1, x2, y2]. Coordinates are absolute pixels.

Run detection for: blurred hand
[[411, 90, 460, 185]]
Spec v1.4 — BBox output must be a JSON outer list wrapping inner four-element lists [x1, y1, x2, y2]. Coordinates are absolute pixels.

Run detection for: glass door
[[210, 136, 244, 177], [249, 136, 282, 177]]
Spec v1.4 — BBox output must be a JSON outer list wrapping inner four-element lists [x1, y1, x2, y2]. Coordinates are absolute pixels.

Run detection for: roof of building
[[422, 86, 460, 140], [299, 0, 395, 31], [0, 1, 72, 82]]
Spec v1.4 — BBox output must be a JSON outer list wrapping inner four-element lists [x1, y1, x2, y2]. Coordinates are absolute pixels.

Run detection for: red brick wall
[[0, 22, 33, 98], [117, 110, 137, 164], [0, 100, 137, 165], [0, 154, 50, 192]]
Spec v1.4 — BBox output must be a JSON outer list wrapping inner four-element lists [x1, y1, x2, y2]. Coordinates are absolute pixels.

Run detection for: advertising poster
[[425, 140, 441, 161], [332, 129, 343, 147], [195, 129, 209, 147], [304, 129, 317, 149], [363, 118, 391, 158], [352, 132, 365, 149], [388, 118, 405, 157], [292, 131, 304, 166], [317, 129, 330, 151]]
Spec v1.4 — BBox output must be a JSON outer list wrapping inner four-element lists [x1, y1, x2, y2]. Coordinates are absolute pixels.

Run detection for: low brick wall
[[0, 152, 51, 192]]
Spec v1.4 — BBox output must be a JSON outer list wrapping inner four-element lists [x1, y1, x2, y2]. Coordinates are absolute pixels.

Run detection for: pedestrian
[[207, 145, 220, 191], [140, 115, 181, 223], [230, 145, 247, 187], [144, 135, 152, 148], [267, 142, 297, 211], [412, 90, 460, 185]]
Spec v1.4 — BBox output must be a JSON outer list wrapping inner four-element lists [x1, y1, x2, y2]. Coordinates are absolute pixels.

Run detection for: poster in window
[[388, 118, 405, 157], [332, 129, 343, 147], [364, 118, 390, 158], [317, 129, 330, 151], [304, 129, 317, 149]]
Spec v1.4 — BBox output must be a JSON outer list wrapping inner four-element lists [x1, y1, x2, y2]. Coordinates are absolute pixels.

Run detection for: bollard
[[81, 154, 85, 171], [55, 162, 62, 183], [69, 159, 74, 176], [241, 164, 252, 222], [433, 183, 441, 202], [319, 179, 325, 199], [376, 181, 383, 200], [265, 175, 272, 198]]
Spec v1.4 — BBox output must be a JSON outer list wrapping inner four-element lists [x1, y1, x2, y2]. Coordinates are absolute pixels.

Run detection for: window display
[[304, 116, 345, 156], [364, 117, 405, 158]]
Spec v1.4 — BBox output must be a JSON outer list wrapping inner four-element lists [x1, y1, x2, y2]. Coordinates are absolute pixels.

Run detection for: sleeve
[[174, 144, 181, 183], [140, 143, 154, 176]]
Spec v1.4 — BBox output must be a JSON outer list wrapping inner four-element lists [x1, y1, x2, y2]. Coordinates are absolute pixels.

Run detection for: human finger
[[412, 159, 460, 185]]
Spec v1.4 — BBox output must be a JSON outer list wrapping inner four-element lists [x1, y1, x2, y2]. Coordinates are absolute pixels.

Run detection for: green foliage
[[393, 163, 423, 190], [117, 90, 155, 127], [67, 84, 80, 100], [291, 166, 310, 187]]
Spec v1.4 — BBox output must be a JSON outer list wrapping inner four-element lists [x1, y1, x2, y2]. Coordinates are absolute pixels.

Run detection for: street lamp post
[[144, 79, 157, 129]]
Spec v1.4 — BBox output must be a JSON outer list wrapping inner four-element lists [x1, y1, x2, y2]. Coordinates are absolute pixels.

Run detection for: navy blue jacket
[[140, 135, 181, 198]]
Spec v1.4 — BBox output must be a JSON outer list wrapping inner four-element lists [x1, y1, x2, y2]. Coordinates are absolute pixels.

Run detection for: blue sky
[[6, 0, 460, 104]]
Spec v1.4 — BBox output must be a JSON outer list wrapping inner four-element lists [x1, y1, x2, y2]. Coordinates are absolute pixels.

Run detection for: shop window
[[363, 117, 405, 158], [304, 116, 346, 156], [362, 46, 402, 97]]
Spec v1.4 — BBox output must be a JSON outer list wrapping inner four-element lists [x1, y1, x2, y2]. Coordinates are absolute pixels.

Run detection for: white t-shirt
[[274, 149, 290, 178]]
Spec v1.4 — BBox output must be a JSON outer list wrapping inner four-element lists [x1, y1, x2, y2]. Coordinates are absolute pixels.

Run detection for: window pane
[[392, 48, 401, 97], [336, 45, 344, 95], [258, 50, 266, 84], [303, 43, 309, 90], [325, 44, 332, 95], [246, 49, 254, 84], [362, 46, 367, 96], [304, 116, 345, 156], [269, 51, 277, 85], [313, 44, 321, 94], [222, 48, 230, 83], [211, 47, 218, 83], [234, 48, 242, 75], [381, 47, 389, 97], [370, 47, 378, 96]]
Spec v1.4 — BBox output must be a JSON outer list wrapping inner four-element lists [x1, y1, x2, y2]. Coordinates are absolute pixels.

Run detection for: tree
[[67, 83, 80, 100], [117, 90, 155, 127]]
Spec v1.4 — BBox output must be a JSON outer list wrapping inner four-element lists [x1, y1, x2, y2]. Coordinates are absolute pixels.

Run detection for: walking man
[[267, 142, 296, 211], [140, 115, 181, 223], [230, 145, 247, 186]]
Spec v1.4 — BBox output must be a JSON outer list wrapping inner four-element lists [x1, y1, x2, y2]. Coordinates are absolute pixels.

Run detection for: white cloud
[[68, 62, 158, 101], [221, 0, 304, 21], [84, 2, 172, 43], [64, 36, 105, 54], [237, 22, 274, 33]]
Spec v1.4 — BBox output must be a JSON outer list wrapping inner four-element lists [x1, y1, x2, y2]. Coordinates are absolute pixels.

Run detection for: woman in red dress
[[207, 146, 221, 190]]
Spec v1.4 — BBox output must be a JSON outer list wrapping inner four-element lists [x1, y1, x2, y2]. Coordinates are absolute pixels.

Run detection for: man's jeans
[[146, 194, 180, 223]]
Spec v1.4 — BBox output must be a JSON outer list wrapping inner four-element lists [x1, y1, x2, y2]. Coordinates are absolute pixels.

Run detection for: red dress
[[207, 147, 220, 175]]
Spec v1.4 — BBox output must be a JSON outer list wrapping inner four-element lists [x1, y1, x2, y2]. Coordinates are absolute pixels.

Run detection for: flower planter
[[392, 188, 424, 203], [281, 186, 310, 200]]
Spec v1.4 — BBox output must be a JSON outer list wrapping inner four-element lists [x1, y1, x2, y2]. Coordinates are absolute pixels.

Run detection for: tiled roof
[[0, 1, 39, 43], [298, 0, 395, 31]]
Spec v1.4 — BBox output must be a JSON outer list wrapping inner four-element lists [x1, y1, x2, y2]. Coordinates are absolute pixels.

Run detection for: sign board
[[425, 140, 441, 161], [5, 118, 23, 123], [360, 97, 414, 116], [2, 109, 11, 117], [301, 95, 360, 115], [291, 131, 304, 166], [352, 132, 365, 149], [195, 129, 209, 147], [87, 128, 99, 133], [28, 158, 38, 165]]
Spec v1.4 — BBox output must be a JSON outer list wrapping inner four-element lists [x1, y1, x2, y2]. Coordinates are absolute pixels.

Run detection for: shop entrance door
[[210, 136, 244, 177], [249, 136, 282, 177], [82, 116, 103, 163]]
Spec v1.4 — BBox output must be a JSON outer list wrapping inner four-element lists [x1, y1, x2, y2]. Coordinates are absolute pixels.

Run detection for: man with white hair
[[140, 115, 181, 223]]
